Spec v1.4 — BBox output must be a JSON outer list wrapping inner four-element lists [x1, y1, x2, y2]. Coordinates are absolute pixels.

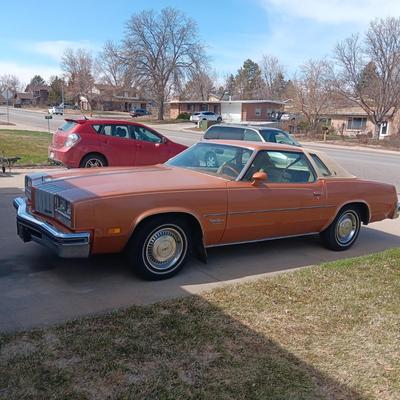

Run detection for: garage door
[[221, 103, 242, 122]]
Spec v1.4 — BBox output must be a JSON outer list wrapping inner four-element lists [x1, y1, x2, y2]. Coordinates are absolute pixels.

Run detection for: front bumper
[[13, 197, 90, 258]]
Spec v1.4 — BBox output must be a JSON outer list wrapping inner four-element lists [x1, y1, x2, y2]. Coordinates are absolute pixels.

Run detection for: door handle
[[313, 192, 322, 197]]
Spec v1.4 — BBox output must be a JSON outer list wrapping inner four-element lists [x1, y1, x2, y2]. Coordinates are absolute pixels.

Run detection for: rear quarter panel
[[322, 178, 398, 229]]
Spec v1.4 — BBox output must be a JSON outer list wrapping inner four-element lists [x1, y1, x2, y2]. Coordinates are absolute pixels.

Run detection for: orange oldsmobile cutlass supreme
[[14, 141, 399, 280]]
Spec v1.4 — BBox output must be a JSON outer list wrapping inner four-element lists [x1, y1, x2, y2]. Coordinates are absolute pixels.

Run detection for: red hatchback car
[[48, 119, 187, 168]]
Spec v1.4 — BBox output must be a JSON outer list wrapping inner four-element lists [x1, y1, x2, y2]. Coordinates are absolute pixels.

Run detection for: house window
[[347, 117, 367, 130], [255, 108, 261, 116]]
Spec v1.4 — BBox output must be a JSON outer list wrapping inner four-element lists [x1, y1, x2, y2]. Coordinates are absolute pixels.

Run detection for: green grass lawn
[[1, 248, 399, 399], [0, 129, 52, 165]]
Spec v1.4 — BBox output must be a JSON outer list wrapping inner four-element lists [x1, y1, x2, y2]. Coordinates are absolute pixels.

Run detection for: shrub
[[176, 112, 190, 120]]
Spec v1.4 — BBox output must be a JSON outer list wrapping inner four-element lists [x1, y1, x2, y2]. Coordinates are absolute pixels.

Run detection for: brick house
[[167, 98, 285, 122], [14, 92, 33, 107], [168, 100, 221, 119], [91, 84, 150, 112], [321, 106, 400, 138], [25, 84, 49, 105]]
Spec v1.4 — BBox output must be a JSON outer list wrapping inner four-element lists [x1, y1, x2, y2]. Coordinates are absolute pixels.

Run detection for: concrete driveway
[[1, 170, 399, 333]]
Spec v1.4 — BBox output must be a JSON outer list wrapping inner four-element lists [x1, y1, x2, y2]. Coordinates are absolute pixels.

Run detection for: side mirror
[[251, 171, 268, 186], [160, 136, 167, 144]]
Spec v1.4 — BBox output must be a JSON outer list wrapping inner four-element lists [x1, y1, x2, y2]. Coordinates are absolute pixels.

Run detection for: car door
[[222, 150, 327, 244], [97, 124, 137, 166], [131, 125, 170, 165]]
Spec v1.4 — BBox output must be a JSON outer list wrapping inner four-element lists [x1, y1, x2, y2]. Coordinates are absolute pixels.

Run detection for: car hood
[[32, 165, 228, 202]]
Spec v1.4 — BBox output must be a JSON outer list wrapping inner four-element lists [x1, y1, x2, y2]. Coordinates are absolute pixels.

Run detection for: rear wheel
[[80, 154, 107, 168], [217, 117, 222, 122], [320, 206, 361, 251], [128, 216, 191, 280]]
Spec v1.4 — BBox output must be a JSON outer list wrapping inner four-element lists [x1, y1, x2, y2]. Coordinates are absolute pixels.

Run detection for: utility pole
[[6, 87, 10, 124]]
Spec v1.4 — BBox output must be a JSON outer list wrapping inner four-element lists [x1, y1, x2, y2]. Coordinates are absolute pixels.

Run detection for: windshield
[[166, 143, 253, 180]]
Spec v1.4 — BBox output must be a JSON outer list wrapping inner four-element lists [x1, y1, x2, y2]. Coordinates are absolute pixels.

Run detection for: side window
[[244, 129, 262, 142], [310, 154, 331, 176], [102, 125, 113, 136], [219, 127, 244, 140], [274, 131, 294, 145], [101, 125, 130, 138], [133, 126, 162, 143], [204, 126, 220, 139], [92, 124, 102, 133], [244, 151, 315, 183]]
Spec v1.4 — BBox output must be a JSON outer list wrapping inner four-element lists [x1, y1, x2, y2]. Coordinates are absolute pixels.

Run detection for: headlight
[[54, 195, 72, 222], [25, 176, 32, 200], [64, 133, 80, 148]]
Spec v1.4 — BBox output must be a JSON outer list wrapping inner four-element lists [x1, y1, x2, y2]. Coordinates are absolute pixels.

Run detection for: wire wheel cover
[[144, 226, 186, 271]]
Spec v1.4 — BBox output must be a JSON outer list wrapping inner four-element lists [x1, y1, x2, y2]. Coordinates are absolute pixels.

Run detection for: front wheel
[[128, 217, 191, 280], [217, 117, 222, 122], [320, 206, 361, 251]]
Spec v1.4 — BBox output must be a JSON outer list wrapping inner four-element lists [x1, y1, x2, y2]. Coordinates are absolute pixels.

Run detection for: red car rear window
[[58, 121, 77, 132]]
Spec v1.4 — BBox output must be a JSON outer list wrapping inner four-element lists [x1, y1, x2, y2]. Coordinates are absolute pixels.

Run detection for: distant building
[[167, 97, 285, 122], [321, 106, 399, 138], [14, 92, 33, 107], [91, 84, 150, 112], [25, 84, 49, 105]]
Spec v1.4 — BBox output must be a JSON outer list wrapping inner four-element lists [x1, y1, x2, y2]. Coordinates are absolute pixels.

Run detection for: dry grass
[[0, 129, 51, 165], [1, 248, 399, 399]]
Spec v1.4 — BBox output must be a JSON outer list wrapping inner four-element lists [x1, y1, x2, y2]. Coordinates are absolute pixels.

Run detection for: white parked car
[[48, 105, 64, 115], [190, 111, 222, 123]]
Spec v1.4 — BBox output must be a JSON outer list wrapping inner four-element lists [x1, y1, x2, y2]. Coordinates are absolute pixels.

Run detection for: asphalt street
[[0, 107, 399, 332]]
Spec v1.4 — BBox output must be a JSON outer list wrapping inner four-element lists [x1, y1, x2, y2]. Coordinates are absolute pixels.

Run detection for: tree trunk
[[373, 123, 380, 140], [158, 99, 164, 120]]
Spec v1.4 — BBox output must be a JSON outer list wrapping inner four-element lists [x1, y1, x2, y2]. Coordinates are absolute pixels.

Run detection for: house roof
[[16, 92, 33, 100], [167, 99, 286, 105]]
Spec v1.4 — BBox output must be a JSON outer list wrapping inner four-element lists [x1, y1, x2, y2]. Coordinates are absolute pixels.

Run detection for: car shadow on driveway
[[1, 187, 399, 332]]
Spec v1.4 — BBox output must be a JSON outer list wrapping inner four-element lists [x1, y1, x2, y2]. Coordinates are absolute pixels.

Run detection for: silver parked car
[[201, 123, 301, 167], [190, 111, 222, 123]]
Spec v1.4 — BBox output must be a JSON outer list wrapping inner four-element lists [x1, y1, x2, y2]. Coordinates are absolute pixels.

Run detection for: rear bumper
[[13, 197, 90, 258], [48, 146, 80, 168]]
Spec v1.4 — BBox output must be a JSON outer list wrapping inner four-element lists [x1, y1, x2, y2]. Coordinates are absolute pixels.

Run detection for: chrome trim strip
[[228, 204, 335, 216], [203, 212, 226, 217], [13, 197, 90, 258], [206, 232, 319, 248]]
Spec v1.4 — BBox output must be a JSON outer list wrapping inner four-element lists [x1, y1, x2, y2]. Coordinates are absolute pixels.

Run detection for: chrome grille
[[34, 183, 66, 217]]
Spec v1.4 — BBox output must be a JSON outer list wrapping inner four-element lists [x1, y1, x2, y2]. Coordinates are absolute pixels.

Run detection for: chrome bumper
[[13, 197, 90, 258]]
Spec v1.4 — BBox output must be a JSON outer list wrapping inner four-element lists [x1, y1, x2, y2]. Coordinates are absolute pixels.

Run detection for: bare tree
[[0, 74, 21, 93], [289, 59, 334, 130], [123, 7, 206, 119], [61, 48, 95, 102], [335, 17, 400, 138], [0, 74, 21, 105], [260, 54, 287, 100], [179, 70, 216, 100], [96, 41, 132, 87]]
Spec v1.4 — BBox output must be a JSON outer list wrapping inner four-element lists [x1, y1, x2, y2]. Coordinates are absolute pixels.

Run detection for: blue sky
[[0, 0, 399, 85]]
